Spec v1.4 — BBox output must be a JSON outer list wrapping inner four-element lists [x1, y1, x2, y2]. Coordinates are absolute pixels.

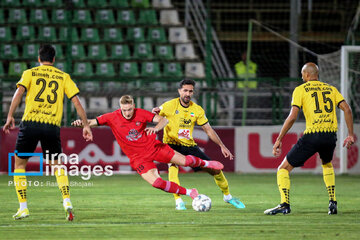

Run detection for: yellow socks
[[168, 165, 182, 200], [277, 169, 290, 204], [55, 168, 70, 200], [322, 162, 336, 201], [214, 170, 230, 195], [14, 169, 27, 209]]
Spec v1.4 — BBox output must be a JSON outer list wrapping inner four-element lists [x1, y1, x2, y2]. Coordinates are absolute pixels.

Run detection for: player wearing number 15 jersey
[[264, 62, 354, 216], [2, 45, 93, 221]]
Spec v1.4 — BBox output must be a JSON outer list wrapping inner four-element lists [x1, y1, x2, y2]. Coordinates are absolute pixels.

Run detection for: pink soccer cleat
[[206, 161, 224, 170], [189, 188, 199, 199]]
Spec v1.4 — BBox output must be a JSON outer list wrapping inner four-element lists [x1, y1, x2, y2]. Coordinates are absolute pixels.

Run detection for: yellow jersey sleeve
[[196, 106, 208, 126], [17, 70, 32, 90], [291, 86, 303, 109], [64, 74, 80, 99], [333, 87, 345, 107]]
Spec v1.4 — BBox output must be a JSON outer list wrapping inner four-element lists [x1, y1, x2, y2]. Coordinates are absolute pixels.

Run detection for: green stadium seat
[[117, 10, 136, 25], [52, 9, 69, 24], [87, 0, 106, 7], [0, 27, 12, 42], [88, 45, 107, 60], [119, 62, 139, 77], [147, 27, 167, 43], [23, 0, 42, 6], [8, 9, 27, 24], [80, 28, 100, 42], [155, 45, 174, 60], [52, 44, 64, 59], [141, 62, 161, 77], [43, 0, 63, 7], [23, 44, 39, 59], [138, 9, 158, 25], [133, 43, 153, 59], [131, 0, 150, 8], [70, 44, 86, 60], [73, 62, 93, 77], [1, 44, 19, 59], [95, 10, 115, 25], [54, 61, 67, 72], [71, 0, 85, 7], [0, 62, 4, 76], [29, 9, 49, 24], [109, 0, 129, 7], [126, 27, 145, 42], [163, 62, 182, 77], [0, 9, 4, 24], [2, 0, 21, 7], [110, 44, 131, 60], [104, 28, 123, 42], [73, 10, 92, 24], [58, 27, 79, 42], [8, 62, 27, 76], [38, 26, 57, 42], [15, 26, 35, 40], [78, 82, 100, 93], [95, 63, 115, 77]]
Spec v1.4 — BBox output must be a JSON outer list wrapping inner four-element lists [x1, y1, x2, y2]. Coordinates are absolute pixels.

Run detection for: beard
[[181, 96, 191, 104]]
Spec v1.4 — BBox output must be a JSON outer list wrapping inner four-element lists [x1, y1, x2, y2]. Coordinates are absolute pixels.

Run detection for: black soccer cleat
[[328, 200, 337, 215], [264, 203, 291, 215]]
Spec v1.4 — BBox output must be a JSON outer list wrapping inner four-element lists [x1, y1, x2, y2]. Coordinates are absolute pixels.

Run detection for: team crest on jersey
[[135, 121, 141, 126], [126, 129, 142, 141]]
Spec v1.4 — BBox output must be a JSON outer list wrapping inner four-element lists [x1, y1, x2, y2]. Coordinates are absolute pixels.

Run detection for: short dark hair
[[38, 44, 55, 62], [179, 78, 196, 89]]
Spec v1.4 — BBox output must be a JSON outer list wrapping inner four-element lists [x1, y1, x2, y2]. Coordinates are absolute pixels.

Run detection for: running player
[[264, 62, 354, 215]]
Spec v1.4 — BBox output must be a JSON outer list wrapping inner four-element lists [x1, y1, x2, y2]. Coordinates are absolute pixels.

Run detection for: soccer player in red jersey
[[72, 95, 224, 200]]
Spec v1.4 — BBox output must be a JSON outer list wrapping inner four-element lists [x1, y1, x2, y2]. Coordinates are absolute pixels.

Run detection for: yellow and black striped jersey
[[159, 98, 208, 147], [291, 80, 344, 134], [17, 65, 79, 126]]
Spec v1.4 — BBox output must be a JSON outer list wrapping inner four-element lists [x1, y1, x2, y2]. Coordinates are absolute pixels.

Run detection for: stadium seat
[[89, 97, 108, 111], [88, 45, 107, 60], [29, 9, 49, 24], [70, 44, 86, 60], [185, 62, 205, 78], [141, 97, 154, 110], [110, 44, 131, 60], [8, 9, 27, 23], [73, 10, 92, 24], [141, 62, 161, 77], [104, 28, 123, 42], [80, 28, 100, 42], [119, 62, 139, 77], [0, 9, 4, 24], [52, 44, 64, 59], [0, 62, 4, 76], [175, 43, 197, 60], [169, 27, 189, 43], [138, 9, 158, 25], [78, 81, 100, 92], [2, 0, 21, 6], [58, 27, 79, 42], [54, 61, 67, 72], [0, 27, 12, 42], [23, 0, 41, 6], [38, 26, 57, 42], [147, 27, 167, 43], [133, 43, 153, 59], [95, 10, 115, 25], [1, 44, 19, 59], [152, 0, 173, 8], [15, 26, 35, 41], [8, 62, 27, 76], [117, 10, 136, 25], [43, 0, 63, 7], [22, 44, 39, 59], [155, 45, 174, 60], [95, 63, 115, 77], [71, 0, 85, 7], [88, 0, 107, 7], [109, 0, 129, 7], [126, 27, 145, 42], [160, 10, 181, 25], [131, 0, 150, 8], [52, 9, 69, 24], [163, 62, 182, 77], [73, 62, 93, 77], [111, 97, 121, 109]]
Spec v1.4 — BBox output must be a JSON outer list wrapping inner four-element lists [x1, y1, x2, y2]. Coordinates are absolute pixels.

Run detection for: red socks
[[152, 178, 187, 195], [185, 155, 206, 168]]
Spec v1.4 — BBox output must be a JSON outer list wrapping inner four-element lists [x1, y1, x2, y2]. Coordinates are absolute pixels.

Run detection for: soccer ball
[[192, 194, 212, 212]]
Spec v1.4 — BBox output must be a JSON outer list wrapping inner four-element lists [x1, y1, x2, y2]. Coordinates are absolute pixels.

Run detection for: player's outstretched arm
[[145, 114, 168, 135], [71, 119, 98, 128], [339, 101, 355, 149], [71, 96, 93, 141], [2, 86, 25, 134]]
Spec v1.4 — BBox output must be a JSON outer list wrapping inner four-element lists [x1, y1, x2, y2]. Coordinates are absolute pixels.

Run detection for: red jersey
[[96, 108, 159, 160]]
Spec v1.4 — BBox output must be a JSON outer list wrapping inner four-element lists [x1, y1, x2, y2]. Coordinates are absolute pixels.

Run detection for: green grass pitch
[[0, 173, 359, 239]]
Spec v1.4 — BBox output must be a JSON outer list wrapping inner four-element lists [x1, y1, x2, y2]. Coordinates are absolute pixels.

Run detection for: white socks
[[223, 194, 233, 202], [20, 202, 27, 211]]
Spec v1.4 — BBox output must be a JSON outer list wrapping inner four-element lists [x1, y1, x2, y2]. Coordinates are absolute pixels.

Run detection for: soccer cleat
[[189, 188, 199, 199], [64, 202, 74, 221], [206, 161, 224, 170], [13, 208, 29, 220], [175, 201, 187, 210], [264, 203, 291, 215], [328, 200, 337, 215], [225, 197, 246, 209]]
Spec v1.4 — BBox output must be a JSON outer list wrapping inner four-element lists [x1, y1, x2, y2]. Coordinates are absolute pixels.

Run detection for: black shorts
[[168, 144, 210, 172], [287, 132, 337, 167], [15, 121, 62, 159]]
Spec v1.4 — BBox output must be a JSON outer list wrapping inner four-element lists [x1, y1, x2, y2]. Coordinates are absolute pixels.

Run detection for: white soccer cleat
[[13, 208, 29, 220]]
